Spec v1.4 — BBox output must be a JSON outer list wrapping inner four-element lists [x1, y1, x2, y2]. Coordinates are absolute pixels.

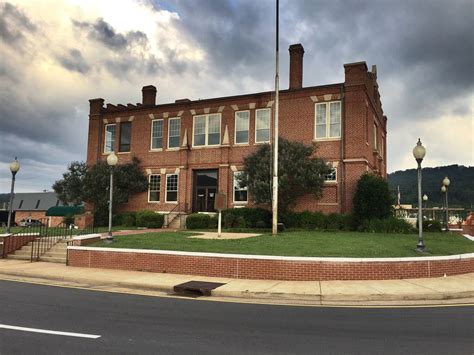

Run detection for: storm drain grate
[[173, 281, 226, 297]]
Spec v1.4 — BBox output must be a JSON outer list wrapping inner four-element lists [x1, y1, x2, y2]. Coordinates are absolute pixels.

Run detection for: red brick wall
[[14, 211, 47, 224], [68, 248, 474, 281], [86, 58, 387, 215], [1, 234, 36, 257]]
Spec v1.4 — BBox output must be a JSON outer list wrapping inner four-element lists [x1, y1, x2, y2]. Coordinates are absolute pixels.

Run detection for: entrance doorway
[[193, 169, 218, 212]]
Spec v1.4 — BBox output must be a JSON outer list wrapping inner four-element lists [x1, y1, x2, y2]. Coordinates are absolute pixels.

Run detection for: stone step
[[7, 254, 31, 261], [42, 252, 67, 258], [39, 256, 66, 263], [49, 246, 67, 253], [12, 250, 33, 257]]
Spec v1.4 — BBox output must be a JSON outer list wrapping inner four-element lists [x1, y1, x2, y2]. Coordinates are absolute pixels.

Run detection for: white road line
[[0, 324, 101, 339]]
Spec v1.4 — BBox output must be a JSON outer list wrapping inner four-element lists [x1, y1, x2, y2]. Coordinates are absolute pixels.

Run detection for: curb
[[1, 269, 473, 306]]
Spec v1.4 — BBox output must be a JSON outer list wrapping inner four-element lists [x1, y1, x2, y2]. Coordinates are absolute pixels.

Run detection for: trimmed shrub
[[421, 219, 442, 232], [358, 217, 415, 234], [135, 211, 164, 228], [113, 212, 136, 226], [222, 208, 272, 228], [186, 214, 211, 229], [208, 215, 218, 229], [325, 213, 348, 231], [280, 211, 322, 229]]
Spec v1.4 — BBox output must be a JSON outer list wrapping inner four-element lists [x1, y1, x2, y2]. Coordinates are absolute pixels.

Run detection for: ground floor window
[[233, 171, 248, 203], [324, 167, 337, 182], [166, 174, 179, 202], [148, 175, 161, 202]]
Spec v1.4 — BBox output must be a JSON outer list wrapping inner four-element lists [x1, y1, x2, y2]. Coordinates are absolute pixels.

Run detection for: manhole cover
[[173, 281, 225, 297]]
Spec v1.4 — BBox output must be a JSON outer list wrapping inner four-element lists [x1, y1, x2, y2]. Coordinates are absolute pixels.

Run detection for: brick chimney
[[89, 98, 104, 115], [289, 44, 304, 90], [142, 85, 157, 106]]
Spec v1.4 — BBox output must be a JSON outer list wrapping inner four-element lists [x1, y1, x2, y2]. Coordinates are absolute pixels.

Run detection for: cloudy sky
[[0, 0, 472, 192]]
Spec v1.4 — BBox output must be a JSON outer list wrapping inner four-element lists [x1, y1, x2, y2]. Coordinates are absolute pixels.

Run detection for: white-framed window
[[235, 111, 249, 144], [255, 108, 270, 143], [324, 167, 337, 182], [233, 171, 248, 203], [314, 101, 341, 139], [148, 175, 161, 202], [151, 119, 163, 150], [373, 122, 378, 150], [193, 114, 221, 147], [166, 174, 179, 202], [168, 117, 181, 149], [104, 124, 116, 153]]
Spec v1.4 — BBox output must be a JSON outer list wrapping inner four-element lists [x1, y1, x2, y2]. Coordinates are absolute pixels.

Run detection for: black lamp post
[[6, 158, 20, 234], [106, 152, 118, 243], [412, 139, 426, 252]]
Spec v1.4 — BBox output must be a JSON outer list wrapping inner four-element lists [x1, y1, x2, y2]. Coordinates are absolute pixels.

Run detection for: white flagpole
[[272, 0, 280, 236]]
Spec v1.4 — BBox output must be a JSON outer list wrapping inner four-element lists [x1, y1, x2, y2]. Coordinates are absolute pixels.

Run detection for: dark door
[[193, 170, 218, 212]]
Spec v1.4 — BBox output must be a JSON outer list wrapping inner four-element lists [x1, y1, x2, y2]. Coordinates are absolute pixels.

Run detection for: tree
[[53, 157, 149, 225], [238, 138, 331, 212], [52, 161, 87, 206], [352, 173, 394, 226]]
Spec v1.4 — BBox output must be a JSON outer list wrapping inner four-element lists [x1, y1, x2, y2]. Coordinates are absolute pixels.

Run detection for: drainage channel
[[173, 281, 226, 298]]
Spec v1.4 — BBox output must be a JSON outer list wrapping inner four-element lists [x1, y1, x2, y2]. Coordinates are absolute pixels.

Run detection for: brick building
[[86, 43, 387, 223]]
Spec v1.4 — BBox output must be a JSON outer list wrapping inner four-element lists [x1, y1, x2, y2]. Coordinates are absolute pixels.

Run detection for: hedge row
[[186, 208, 416, 234], [113, 211, 164, 228]]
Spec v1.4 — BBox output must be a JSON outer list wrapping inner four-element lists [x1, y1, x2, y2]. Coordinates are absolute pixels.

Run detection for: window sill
[[233, 201, 248, 205], [254, 141, 270, 145], [117, 151, 131, 155], [233, 143, 250, 147], [191, 145, 221, 150], [147, 201, 161, 204], [166, 147, 181, 151], [165, 201, 178, 204], [323, 181, 338, 185], [149, 149, 163, 152], [312, 138, 341, 142]]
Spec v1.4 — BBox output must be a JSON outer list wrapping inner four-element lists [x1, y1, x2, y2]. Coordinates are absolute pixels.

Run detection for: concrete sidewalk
[[0, 259, 473, 306]]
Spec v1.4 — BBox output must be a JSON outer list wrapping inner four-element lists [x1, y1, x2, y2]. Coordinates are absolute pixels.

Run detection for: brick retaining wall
[[67, 247, 474, 281]]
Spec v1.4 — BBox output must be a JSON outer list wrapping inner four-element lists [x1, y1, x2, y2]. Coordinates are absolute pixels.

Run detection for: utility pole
[[272, 0, 280, 236]]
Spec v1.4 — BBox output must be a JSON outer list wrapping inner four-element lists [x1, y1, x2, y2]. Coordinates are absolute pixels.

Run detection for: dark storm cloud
[[57, 48, 91, 74], [285, 0, 474, 120], [168, 0, 276, 84], [0, 2, 36, 46], [72, 17, 163, 77], [167, 0, 473, 120], [73, 18, 148, 50]]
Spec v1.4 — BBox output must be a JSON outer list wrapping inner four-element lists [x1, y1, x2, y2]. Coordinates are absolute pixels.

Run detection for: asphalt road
[[0, 280, 472, 355]]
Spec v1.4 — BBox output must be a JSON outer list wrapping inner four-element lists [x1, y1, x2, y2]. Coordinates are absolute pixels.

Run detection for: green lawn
[[90, 230, 474, 258]]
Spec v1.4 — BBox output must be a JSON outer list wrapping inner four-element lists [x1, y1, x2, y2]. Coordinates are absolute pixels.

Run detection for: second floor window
[[151, 119, 163, 150], [193, 114, 221, 147], [104, 124, 116, 153], [168, 118, 181, 149], [255, 108, 270, 143], [373, 123, 378, 150], [235, 111, 249, 144], [119, 122, 131, 152], [315, 101, 341, 139]]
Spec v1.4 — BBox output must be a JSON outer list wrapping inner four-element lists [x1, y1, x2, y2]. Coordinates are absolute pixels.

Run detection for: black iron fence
[[30, 221, 96, 262], [0, 218, 96, 261]]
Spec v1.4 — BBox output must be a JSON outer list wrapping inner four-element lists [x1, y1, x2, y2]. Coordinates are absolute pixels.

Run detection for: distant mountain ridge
[[388, 165, 473, 209]]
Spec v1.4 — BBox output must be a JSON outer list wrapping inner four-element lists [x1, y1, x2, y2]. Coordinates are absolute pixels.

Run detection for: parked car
[[18, 218, 44, 227]]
